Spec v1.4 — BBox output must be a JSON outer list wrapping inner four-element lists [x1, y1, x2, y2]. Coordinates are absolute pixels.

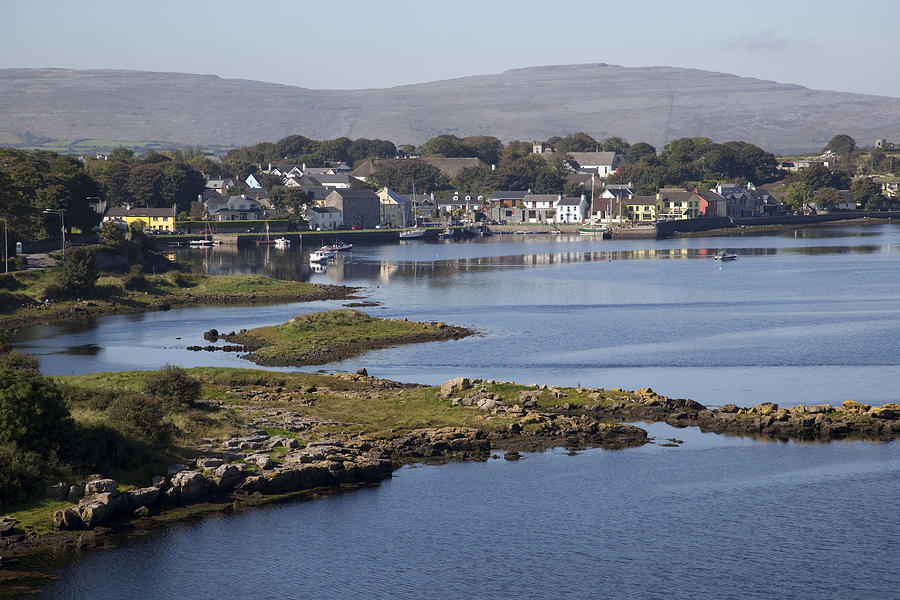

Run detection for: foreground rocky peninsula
[[3, 372, 899, 552]]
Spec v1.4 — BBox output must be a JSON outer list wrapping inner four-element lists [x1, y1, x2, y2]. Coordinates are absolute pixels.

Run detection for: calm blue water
[[21, 224, 900, 598], [16, 223, 900, 407], [41, 423, 900, 599]]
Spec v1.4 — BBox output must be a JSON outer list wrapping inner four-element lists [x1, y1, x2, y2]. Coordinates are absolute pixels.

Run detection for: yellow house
[[625, 195, 658, 222], [103, 206, 177, 232]]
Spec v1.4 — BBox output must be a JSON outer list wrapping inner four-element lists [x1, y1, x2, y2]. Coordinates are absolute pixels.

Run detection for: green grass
[[6, 498, 72, 535], [0, 270, 353, 329], [231, 309, 471, 366]]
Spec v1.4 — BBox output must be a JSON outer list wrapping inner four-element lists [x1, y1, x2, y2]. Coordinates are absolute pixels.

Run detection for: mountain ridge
[[1, 63, 898, 154]]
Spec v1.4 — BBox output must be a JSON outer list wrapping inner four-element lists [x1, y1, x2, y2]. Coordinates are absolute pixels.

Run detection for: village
[[98, 139, 900, 236]]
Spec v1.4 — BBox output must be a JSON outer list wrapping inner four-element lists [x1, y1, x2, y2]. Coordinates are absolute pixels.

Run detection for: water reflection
[[167, 227, 899, 287]]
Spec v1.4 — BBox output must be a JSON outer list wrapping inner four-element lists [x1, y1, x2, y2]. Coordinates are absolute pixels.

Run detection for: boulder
[[151, 475, 166, 488], [196, 457, 224, 469], [0, 516, 18, 536], [213, 463, 247, 490], [79, 500, 108, 529], [247, 454, 276, 470], [166, 464, 191, 478], [869, 405, 900, 420], [133, 506, 152, 518], [67, 483, 85, 501], [127, 487, 161, 510], [170, 470, 208, 504], [45, 481, 70, 501], [84, 478, 118, 495], [440, 377, 472, 398], [53, 507, 83, 530]]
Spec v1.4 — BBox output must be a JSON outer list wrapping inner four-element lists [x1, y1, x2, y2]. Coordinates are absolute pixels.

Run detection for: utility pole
[[1, 218, 7, 274], [43, 209, 65, 259]]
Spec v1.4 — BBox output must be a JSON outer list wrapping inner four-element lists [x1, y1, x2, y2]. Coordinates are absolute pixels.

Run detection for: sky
[[2, 0, 899, 98]]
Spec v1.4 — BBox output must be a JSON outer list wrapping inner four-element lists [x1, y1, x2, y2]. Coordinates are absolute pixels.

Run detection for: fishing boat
[[189, 222, 214, 246], [578, 175, 608, 235], [437, 228, 455, 239], [399, 228, 425, 239], [400, 182, 426, 239], [321, 242, 352, 252], [256, 221, 275, 246], [714, 252, 738, 262], [309, 249, 335, 263]]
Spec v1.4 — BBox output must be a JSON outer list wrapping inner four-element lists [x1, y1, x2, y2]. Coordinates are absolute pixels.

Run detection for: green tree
[[0, 352, 72, 454], [851, 178, 881, 210], [823, 134, 856, 157], [189, 200, 206, 220], [270, 187, 309, 216], [501, 141, 533, 162], [369, 160, 449, 193], [451, 166, 494, 194], [600, 136, 630, 153], [815, 187, 841, 209], [624, 142, 656, 164], [783, 182, 814, 209], [56, 246, 99, 296], [554, 132, 599, 153], [796, 164, 842, 191], [99, 220, 126, 246]]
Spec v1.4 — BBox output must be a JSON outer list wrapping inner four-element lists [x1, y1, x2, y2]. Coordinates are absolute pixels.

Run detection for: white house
[[521, 193, 558, 222], [554, 196, 589, 224], [569, 152, 622, 178], [437, 192, 481, 214], [305, 206, 343, 231], [209, 195, 264, 221]]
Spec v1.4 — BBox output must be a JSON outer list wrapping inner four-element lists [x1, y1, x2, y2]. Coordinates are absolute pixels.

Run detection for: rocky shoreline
[[2, 375, 899, 596]]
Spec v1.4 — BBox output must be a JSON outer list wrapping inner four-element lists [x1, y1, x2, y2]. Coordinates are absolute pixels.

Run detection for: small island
[[224, 309, 474, 366]]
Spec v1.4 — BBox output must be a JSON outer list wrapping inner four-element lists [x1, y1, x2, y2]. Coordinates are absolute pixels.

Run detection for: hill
[[1, 64, 898, 154]]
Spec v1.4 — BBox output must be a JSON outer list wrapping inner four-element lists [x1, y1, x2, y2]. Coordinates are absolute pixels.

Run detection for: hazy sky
[[2, 0, 898, 97]]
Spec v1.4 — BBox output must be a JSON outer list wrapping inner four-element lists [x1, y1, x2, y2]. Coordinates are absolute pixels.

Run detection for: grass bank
[[225, 309, 474, 366], [0, 270, 357, 329]]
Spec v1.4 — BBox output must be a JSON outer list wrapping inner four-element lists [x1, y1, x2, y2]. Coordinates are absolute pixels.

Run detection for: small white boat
[[274, 237, 291, 248], [309, 249, 335, 262], [321, 242, 352, 252], [189, 239, 214, 247], [715, 252, 737, 262], [399, 228, 425, 239]]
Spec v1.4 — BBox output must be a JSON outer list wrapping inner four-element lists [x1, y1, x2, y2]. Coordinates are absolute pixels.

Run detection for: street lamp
[[43, 209, 65, 259], [0, 218, 7, 274]]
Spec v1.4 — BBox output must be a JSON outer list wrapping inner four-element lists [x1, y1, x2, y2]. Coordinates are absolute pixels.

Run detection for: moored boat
[[321, 242, 352, 252], [714, 252, 737, 261]]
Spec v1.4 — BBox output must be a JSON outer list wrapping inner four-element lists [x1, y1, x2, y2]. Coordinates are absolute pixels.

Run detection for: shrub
[[0, 442, 48, 505], [143, 364, 201, 408], [168, 271, 194, 288], [0, 274, 22, 291], [0, 352, 73, 454], [106, 393, 171, 444], [122, 264, 146, 290], [43, 247, 100, 300], [56, 247, 99, 296], [58, 382, 118, 411], [0, 290, 26, 312]]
